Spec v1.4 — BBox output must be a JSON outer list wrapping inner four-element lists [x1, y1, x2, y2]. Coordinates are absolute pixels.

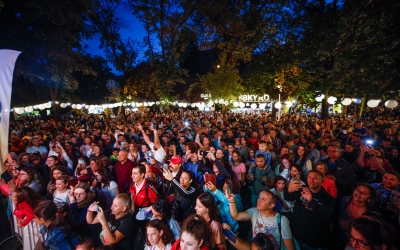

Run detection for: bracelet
[[88, 210, 94, 212]]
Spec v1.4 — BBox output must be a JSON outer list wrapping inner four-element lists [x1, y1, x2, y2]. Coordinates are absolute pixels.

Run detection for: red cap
[[170, 155, 182, 164]]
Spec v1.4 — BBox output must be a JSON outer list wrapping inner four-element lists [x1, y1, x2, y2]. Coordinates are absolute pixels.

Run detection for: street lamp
[[277, 85, 282, 121]]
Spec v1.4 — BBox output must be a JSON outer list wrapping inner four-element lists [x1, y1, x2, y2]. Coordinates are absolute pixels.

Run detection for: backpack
[[277, 214, 300, 250]]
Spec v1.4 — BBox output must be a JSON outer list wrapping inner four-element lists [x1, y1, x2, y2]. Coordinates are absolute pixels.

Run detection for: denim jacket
[[39, 225, 77, 250]]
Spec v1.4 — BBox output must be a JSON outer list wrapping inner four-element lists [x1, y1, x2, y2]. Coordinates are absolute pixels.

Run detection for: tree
[[0, 0, 98, 119]]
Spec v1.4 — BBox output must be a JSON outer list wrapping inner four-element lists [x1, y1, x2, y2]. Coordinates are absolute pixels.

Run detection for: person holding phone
[[285, 170, 335, 249], [86, 194, 134, 250]]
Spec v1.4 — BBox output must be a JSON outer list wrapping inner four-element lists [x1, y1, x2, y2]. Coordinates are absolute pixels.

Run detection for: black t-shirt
[[100, 210, 133, 250]]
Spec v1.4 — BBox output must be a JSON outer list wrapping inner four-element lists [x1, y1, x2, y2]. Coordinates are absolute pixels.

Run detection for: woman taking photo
[[86, 193, 134, 250], [68, 182, 100, 246], [195, 192, 226, 250], [93, 167, 119, 210], [338, 183, 378, 247], [172, 214, 214, 250], [145, 219, 175, 250]]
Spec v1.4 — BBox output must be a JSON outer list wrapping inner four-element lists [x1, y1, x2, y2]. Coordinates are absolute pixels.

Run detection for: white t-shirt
[[149, 142, 166, 164], [53, 189, 70, 204], [246, 208, 292, 250]]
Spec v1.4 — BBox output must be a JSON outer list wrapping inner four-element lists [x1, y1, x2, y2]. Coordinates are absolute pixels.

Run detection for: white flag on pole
[[0, 49, 21, 173]]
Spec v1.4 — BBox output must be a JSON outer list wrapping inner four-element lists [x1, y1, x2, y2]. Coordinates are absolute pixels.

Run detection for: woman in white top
[[274, 154, 294, 181], [145, 219, 175, 250], [128, 143, 140, 163]]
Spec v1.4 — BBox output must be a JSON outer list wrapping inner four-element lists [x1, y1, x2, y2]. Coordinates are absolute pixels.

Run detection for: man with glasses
[[322, 145, 356, 197]]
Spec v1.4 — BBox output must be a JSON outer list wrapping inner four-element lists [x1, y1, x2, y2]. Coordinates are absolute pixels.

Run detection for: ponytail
[[34, 200, 70, 232]]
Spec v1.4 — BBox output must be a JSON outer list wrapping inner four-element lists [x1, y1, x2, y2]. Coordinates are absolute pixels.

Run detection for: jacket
[[13, 201, 34, 227], [322, 157, 356, 196], [39, 226, 79, 250], [171, 179, 199, 222]]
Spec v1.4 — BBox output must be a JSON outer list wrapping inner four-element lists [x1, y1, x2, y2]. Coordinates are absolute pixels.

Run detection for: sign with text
[[238, 94, 270, 102]]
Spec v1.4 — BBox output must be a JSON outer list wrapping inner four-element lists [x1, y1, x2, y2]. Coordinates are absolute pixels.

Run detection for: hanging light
[[274, 102, 282, 109], [285, 101, 293, 107]]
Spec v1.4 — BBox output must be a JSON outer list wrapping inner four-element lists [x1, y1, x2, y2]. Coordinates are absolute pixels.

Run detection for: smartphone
[[222, 228, 237, 243], [6, 153, 13, 163], [226, 185, 232, 196], [96, 205, 101, 213], [293, 174, 300, 182], [205, 173, 217, 186], [150, 123, 155, 130], [78, 159, 85, 164]]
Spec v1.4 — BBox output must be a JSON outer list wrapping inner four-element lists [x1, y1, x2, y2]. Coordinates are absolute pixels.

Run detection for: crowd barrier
[[0, 196, 40, 250]]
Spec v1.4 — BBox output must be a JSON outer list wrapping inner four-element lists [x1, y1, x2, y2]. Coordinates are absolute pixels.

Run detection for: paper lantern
[[327, 96, 337, 105], [341, 98, 352, 106], [25, 106, 33, 112], [45, 103, 52, 109], [367, 100, 379, 108], [239, 102, 245, 108], [275, 102, 282, 109], [14, 108, 24, 114], [250, 103, 257, 109], [233, 102, 239, 107], [315, 97, 322, 102], [259, 103, 266, 109], [38, 104, 46, 110], [71, 104, 77, 109], [60, 103, 67, 108], [285, 101, 293, 108], [385, 100, 398, 109]]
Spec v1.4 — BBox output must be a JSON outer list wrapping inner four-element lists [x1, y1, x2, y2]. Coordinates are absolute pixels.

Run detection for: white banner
[[0, 50, 21, 173]]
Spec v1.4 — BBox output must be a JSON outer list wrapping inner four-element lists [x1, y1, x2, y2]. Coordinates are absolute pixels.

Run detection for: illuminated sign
[[238, 94, 270, 102]]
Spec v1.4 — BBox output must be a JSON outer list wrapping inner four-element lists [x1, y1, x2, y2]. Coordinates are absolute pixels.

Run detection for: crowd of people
[[1, 106, 400, 250]]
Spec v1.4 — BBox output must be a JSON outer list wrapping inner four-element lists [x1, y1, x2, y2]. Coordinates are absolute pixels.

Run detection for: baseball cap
[[170, 155, 182, 164]]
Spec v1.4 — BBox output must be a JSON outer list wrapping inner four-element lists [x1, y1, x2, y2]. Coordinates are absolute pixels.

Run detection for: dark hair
[[350, 217, 392, 250], [273, 175, 287, 188], [34, 200, 69, 232], [251, 233, 274, 250], [224, 179, 241, 195], [197, 193, 222, 223], [14, 186, 41, 208], [181, 169, 195, 182], [308, 169, 324, 178], [294, 144, 309, 169], [89, 157, 104, 169], [76, 237, 94, 249], [19, 166, 36, 185], [352, 183, 378, 205], [231, 150, 242, 163], [181, 214, 214, 249], [384, 170, 400, 180], [55, 175, 69, 184], [152, 197, 172, 222], [49, 165, 70, 185], [145, 219, 175, 247], [133, 164, 146, 175]]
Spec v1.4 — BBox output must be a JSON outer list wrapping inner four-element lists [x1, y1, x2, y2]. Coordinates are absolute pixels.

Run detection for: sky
[[83, 5, 147, 74]]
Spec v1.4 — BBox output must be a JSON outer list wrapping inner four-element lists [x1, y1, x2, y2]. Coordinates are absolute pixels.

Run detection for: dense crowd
[[1, 107, 400, 250]]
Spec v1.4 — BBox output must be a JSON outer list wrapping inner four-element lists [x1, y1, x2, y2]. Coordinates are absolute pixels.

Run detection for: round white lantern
[[285, 101, 293, 108], [38, 104, 46, 110], [60, 103, 67, 108], [239, 102, 245, 108], [233, 102, 239, 107], [25, 106, 33, 112], [275, 102, 282, 109], [341, 98, 352, 106], [315, 97, 322, 102], [327, 96, 337, 105], [385, 100, 398, 109], [45, 103, 51, 109], [367, 100, 379, 108], [250, 103, 257, 109], [259, 103, 266, 109], [15, 108, 24, 114]]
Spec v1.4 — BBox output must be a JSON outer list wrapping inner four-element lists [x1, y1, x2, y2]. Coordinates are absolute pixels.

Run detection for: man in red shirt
[[129, 164, 158, 210], [248, 131, 260, 149], [114, 149, 135, 193]]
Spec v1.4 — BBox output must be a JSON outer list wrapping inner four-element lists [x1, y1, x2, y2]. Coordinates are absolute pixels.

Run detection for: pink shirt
[[231, 162, 246, 180]]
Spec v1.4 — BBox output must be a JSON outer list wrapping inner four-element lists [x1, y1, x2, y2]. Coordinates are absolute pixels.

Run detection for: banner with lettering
[[0, 50, 21, 173]]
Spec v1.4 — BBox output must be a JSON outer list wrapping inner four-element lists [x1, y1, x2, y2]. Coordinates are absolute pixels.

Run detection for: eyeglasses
[[347, 233, 369, 248]]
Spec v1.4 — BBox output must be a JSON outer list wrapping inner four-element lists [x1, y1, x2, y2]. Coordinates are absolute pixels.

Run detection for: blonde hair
[[116, 193, 135, 214]]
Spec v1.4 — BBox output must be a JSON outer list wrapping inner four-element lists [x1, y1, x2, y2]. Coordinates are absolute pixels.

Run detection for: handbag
[[277, 213, 300, 250]]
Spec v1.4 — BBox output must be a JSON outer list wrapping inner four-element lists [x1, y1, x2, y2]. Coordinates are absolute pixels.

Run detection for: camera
[[200, 151, 208, 157]]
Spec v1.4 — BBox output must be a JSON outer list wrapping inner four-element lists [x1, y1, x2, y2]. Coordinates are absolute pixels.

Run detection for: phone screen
[[293, 175, 300, 181]]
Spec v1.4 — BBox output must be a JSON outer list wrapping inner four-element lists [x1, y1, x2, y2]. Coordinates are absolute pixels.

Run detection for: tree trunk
[[321, 96, 329, 119], [50, 80, 61, 121]]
